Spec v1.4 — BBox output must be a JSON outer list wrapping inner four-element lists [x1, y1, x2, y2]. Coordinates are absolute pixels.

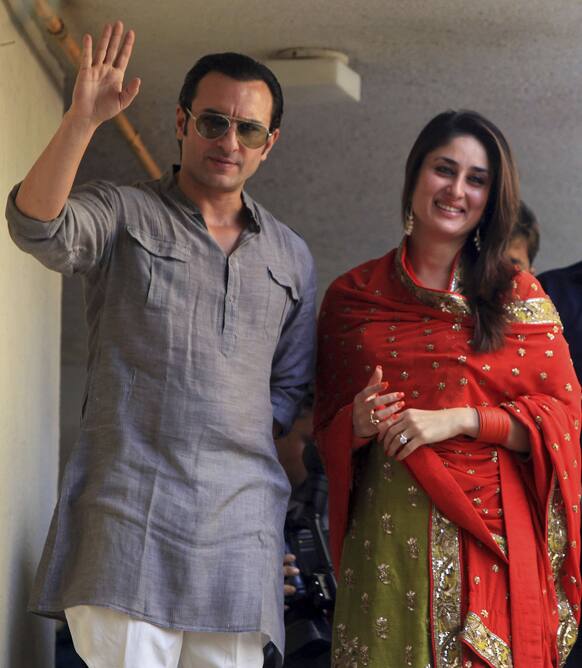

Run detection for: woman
[[315, 110, 581, 668]]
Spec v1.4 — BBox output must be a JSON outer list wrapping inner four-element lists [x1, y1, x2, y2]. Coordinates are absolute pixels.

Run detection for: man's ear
[[176, 105, 187, 139], [260, 128, 280, 162]]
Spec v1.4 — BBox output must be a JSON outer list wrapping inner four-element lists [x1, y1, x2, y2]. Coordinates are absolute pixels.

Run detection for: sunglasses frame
[[185, 108, 272, 149]]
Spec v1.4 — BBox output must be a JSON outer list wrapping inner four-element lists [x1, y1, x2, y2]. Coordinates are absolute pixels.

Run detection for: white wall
[[0, 5, 63, 667]]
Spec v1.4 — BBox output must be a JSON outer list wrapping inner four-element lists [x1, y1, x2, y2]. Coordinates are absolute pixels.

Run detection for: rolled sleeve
[[270, 253, 317, 435], [6, 181, 120, 276]]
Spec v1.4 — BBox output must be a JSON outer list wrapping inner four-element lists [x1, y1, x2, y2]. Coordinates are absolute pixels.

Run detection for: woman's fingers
[[382, 412, 410, 456], [394, 437, 419, 461], [375, 400, 405, 421], [373, 391, 404, 408], [359, 366, 385, 401]]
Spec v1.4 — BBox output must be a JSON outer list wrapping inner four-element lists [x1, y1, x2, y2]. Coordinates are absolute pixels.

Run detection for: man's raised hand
[[70, 21, 141, 127]]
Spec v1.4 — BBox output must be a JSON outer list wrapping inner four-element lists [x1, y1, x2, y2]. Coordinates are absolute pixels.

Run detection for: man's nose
[[216, 123, 240, 151]]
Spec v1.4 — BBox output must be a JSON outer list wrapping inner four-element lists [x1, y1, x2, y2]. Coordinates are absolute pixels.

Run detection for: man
[[6, 21, 316, 668], [539, 260, 582, 668], [539, 262, 582, 381], [505, 201, 540, 272]]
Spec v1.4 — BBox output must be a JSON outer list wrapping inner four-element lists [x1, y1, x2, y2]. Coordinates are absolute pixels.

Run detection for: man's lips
[[207, 155, 240, 168]]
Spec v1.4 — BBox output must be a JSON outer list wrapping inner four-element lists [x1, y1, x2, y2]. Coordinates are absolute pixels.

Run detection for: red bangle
[[475, 407, 510, 445]]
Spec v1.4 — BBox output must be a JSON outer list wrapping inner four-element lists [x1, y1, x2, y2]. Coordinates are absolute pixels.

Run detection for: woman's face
[[410, 134, 492, 244]]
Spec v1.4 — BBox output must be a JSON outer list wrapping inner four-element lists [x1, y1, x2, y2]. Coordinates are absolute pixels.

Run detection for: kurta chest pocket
[[264, 266, 299, 338], [127, 226, 191, 310]]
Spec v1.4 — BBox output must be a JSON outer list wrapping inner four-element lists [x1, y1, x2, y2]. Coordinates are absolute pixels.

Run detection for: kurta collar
[[161, 166, 261, 232]]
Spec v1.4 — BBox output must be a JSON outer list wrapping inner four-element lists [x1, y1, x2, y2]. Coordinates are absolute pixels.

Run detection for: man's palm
[[70, 21, 140, 125]]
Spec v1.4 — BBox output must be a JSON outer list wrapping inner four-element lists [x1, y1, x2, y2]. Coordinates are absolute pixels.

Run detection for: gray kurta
[[6, 168, 317, 658]]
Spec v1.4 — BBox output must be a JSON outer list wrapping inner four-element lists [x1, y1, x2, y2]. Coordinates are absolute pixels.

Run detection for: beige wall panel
[[0, 5, 63, 667]]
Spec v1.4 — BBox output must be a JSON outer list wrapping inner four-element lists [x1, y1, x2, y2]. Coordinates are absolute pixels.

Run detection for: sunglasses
[[185, 109, 272, 149]]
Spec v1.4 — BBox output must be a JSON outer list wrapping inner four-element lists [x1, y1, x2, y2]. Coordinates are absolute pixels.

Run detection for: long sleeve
[[6, 180, 121, 276], [270, 249, 317, 435]]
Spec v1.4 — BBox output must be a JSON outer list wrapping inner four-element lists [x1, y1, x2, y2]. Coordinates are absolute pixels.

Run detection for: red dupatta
[[315, 242, 581, 668]]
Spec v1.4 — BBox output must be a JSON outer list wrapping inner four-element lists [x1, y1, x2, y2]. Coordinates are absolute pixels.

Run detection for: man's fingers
[[113, 29, 135, 72], [80, 34, 92, 69], [93, 23, 112, 66], [104, 20, 124, 65], [119, 78, 141, 110]]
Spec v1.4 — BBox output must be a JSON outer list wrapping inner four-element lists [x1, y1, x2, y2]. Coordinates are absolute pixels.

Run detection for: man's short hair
[[511, 201, 541, 265], [178, 53, 283, 131]]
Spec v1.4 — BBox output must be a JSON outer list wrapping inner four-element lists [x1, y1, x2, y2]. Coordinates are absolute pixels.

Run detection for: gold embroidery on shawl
[[504, 297, 562, 326], [461, 611, 513, 668], [333, 623, 370, 667], [431, 506, 462, 667], [395, 245, 470, 318], [491, 533, 508, 557], [547, 483, 578, 666], [395, 241, 562, 328]]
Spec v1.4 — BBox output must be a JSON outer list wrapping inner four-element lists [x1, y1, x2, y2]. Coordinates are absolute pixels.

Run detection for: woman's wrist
[[452, 407, 480, 438]]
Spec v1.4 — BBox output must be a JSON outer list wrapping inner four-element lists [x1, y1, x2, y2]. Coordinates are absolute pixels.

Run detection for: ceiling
[[23, 0, 581, 282]]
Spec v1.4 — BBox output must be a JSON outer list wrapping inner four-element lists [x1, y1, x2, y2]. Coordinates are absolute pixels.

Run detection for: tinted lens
[[196, 113, 230, 140], [236, 121, 269, 148]]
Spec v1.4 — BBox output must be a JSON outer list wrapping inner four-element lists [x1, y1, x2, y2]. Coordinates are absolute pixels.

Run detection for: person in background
[[315, 110, 581, 667], [506, 201, 540, 272], [6, 21, 316, 668], [539, 259, 582, 668]]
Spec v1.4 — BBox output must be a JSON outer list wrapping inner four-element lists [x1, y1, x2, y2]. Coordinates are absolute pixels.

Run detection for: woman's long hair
[[401, 110, 520, 352]]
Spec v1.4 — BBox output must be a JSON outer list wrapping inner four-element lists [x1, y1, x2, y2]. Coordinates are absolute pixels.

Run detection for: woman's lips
[[435, 200, 464, 214]]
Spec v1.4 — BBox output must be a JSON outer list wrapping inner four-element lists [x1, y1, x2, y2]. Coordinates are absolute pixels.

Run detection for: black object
[[281, 442, 335, 666], [55, 624, 87, 668]]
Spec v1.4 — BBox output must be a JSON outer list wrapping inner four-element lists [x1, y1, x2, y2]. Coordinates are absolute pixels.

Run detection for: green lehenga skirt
[[332, 442, 433, 668]]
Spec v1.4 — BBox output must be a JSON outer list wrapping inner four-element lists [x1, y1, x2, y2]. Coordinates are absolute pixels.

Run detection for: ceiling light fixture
[[264, 48, 361, 103]]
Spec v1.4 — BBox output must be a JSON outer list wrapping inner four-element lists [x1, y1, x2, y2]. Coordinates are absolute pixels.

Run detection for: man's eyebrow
[[202, 107, 264, 125], [435, 156, 489, 174]]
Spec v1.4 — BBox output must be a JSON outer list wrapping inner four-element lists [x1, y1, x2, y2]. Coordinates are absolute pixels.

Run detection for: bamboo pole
[[34, 0, 162, 179]]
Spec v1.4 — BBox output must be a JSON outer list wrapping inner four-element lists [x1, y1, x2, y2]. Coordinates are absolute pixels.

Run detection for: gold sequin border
[[395, 246, 470, 317], [461, 611, 513, 668], [504, 297, 562, 326], [395, 241, 562, 327], [547, 482, 579, 666], [491, 533, 508, 558], [431, 506, 463, 667]]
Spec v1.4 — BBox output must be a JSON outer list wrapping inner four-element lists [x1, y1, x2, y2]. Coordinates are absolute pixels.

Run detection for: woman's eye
[[468, 175, 486, 186], [435, 165, 453, 176]]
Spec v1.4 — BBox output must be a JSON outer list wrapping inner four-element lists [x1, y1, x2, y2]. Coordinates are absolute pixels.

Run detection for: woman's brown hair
[[401, 110, 520, 352]]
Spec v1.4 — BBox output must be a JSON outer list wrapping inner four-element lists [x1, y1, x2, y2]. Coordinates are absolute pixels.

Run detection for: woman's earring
[[404, 207, 414, 236], [474, 226, 482, 252]]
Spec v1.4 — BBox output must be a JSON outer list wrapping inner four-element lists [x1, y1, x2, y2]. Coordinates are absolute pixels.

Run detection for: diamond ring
[[399, 432, 409, 445]]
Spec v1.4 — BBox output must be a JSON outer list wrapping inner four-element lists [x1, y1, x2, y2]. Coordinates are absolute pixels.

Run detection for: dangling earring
[[404, 207, 414, 236], [474, 226, 482, 252]]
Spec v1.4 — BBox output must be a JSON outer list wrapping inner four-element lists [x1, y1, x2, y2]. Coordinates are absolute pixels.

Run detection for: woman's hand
[[352, 366, 405, 439], [382, 407, 479, 460]]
